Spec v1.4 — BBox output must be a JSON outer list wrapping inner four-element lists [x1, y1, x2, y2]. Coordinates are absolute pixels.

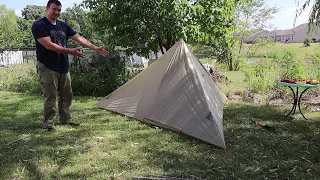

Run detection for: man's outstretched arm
[[71, 34, 109, 56]]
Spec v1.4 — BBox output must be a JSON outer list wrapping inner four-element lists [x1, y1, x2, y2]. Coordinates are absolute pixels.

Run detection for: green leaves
[[21, 5, 45, 20], [236, 0, 279, 55], [295, 0, 320, 32], [59, 4, 107, 48], [70, 51, 134, 96], [82, 0, 240, 57], [0, 5, 24, 48]]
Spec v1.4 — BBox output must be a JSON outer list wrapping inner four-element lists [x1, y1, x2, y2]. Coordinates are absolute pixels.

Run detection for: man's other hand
[[94, 46, 109, 57]]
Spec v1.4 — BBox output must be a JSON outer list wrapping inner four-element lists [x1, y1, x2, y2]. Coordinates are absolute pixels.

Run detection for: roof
[[271, 30, 282, 33], [293, 23, 308, 32], [277, 29, 294, 36]]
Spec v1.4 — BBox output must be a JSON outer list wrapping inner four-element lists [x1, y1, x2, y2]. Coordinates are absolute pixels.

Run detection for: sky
[[266, 0, 312, 30], [0, 0, 313, 30]]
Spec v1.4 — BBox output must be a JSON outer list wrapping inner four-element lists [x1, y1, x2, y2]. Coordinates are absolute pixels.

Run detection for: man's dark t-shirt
[[32, 17, 76, 73]]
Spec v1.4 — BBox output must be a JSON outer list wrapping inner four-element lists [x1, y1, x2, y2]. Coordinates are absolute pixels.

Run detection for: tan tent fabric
[[96, 40, 227, 148]]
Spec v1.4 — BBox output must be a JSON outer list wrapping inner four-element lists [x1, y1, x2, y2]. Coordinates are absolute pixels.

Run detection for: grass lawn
[[0, 60, 36, 77], [1, 91, 320, 179], [219, 70, 247, 95], [237, 42, 320, 57]]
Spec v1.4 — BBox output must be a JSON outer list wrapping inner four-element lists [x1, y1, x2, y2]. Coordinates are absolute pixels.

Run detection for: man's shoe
[[62, 121, 80, 127], [43, 126, 56, 132], [68, 121, 80, 127], [48, 127, 56, 132]]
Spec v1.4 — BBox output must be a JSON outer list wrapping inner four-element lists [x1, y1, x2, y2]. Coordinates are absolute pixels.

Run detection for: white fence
[[0, 51, 24, 67]]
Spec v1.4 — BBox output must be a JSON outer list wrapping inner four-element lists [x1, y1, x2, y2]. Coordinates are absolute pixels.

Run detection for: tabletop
[[280, 82, 320, 88]]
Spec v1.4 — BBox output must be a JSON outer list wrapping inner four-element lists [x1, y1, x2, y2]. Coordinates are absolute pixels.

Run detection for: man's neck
[[46, 15, 57, 25]]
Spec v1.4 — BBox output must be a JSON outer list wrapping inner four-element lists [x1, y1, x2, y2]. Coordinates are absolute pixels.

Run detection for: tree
[[235, 0, 278, 54], [296, 0, 320, 32], [21, 5, 46, 20], [18, 18, 35, 47], [60, 5, 86, 34], [82, 0, 240, 60], [0, 5, 24, 48], [60, 4, 106, 48]]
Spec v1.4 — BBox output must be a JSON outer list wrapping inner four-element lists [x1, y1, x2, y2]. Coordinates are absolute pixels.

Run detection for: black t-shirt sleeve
[[65, 23, 77, 37], [32, 20, 50, 40]]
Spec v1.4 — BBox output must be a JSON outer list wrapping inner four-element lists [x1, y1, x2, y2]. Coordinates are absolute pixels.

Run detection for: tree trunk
[[159, 46, 164, 55], [165, 32, 175, 51], [158, 31, 176, 55], [154, 51, 158, 59], [158, 37, 164, 54], [228, 51, 233, 71], [239, 33, 244, 54]]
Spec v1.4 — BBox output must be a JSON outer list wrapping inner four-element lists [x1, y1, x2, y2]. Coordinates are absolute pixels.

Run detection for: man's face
[[46, 3, 62, 20]]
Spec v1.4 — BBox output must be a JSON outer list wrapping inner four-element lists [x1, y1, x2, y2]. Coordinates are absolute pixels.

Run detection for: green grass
[[200, 58, 213, 65], [0, 61, 41, 93], [0, 60, 36, 77], [1, 91, 320, 179], [220, 70, 247, 95], [237, 42, 320, 57]]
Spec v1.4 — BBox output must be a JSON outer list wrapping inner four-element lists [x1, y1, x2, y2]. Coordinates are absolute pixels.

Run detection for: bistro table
[[280, 82, 320, 120]]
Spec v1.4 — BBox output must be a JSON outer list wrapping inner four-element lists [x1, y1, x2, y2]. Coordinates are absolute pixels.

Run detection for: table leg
[[293, 87, 299, 114], [298, 88, 309, 120], [286, 86, 297, 117]]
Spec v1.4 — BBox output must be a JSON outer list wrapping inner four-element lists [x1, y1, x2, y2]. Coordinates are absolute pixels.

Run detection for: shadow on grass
[[132, 103, 320, 179]]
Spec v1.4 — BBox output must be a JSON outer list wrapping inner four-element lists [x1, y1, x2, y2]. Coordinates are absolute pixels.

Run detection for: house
[[276, 29, 294, 42], [244, 23, 320, 43], [291, 23, 320, 43]]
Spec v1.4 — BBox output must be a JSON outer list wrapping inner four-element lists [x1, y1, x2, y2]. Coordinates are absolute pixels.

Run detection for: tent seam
[[145, 42, 182, 118], [186, 45, 226, 148]]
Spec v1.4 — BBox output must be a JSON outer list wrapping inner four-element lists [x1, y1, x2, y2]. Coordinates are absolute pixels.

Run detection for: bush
[[304, 51, 320, 79], [242, 50, 307, 93], [242, 58, 274, 93], [17, 70, 42, 94], [70, 51, 135, 96], [273, 49, 306, 80], [0, 66, 42, 94]]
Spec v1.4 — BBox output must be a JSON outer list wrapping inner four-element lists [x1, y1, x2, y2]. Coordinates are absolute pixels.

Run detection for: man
[[32, 0, 109, 132]]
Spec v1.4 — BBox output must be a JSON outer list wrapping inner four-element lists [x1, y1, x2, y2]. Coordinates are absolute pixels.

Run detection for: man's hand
[[70, 35, 109, 56], [69, 47, 86, 57], [94, 46, 109, 57]]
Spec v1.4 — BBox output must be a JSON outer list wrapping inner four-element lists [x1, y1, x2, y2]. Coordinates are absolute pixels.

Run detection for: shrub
[[0, 67, 41, 94], [242, 50, 307, 93], [242, 58, 274, 93], [17, 69, 42, 94], [70, 51, 135, 96], [272, 49, 306, 80], [232, 54, 247, 71]]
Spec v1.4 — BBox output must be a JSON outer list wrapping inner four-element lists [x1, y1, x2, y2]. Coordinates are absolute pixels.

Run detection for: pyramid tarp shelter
[[96, 40, 227, 148]]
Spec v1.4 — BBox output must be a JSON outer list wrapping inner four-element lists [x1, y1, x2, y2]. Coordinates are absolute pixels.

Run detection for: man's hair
[[47, 0, 62, 7]]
